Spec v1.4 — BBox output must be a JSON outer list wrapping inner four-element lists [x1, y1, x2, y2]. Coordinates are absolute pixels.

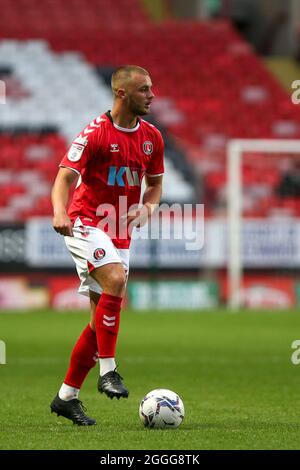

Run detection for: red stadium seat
[[0, 2, 299, 218]]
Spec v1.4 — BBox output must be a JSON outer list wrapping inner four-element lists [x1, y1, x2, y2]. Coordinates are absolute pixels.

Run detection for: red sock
[[64, 324, 98, 389], [95, 293, 122, 359]]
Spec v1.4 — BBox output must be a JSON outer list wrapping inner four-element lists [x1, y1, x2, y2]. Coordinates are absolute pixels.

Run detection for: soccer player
[[50, 65, 164, 425]]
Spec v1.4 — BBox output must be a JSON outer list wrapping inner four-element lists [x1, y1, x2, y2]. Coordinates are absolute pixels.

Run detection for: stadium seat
[[1, 1, 299, 217]]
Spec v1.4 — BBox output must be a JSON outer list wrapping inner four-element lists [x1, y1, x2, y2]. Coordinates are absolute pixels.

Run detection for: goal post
[[227, 139, 300, 310]]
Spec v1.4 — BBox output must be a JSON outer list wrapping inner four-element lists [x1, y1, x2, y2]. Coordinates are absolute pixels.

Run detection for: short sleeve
[[145, 131, 164, 177], [59, 124, 100, 174]]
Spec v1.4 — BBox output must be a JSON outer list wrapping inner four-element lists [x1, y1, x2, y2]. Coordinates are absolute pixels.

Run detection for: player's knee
[[91, 264, 126, 297], [107, 271, 126, 295]]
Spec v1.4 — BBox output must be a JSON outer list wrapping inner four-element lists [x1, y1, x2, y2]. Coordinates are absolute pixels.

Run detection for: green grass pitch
[[0, 309, 300, 450]]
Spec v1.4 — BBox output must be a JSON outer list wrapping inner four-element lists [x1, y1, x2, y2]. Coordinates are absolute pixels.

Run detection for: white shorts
[[64, 218, 129, 297]]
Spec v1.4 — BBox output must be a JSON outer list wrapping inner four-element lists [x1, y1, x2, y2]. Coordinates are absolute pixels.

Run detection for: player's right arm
[[51, 167, 78, 236], [52, 117, 101, 235]]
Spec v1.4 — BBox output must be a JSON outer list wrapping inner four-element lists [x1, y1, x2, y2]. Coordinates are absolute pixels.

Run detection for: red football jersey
[[59, 111, 164, 248]]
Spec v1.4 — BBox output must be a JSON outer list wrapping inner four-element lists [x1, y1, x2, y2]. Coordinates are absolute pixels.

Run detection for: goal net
[[227, 139, 300, 309]]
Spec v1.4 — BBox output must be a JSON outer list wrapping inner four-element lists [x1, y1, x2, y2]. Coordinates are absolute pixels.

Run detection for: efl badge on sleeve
[[67, 136, 88, 162]]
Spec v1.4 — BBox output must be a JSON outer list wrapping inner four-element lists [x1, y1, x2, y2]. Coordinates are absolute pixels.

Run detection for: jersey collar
[[105, 110, 140, 133]]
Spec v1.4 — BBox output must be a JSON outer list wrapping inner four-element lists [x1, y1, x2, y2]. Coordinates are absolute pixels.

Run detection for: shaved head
[[110, 64, 154, 118], [111, 65, 150, 97]]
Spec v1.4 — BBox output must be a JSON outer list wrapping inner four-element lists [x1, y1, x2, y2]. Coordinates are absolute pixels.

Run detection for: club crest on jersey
[[93, 248, 106, 260], [143, 141, 153, 155]]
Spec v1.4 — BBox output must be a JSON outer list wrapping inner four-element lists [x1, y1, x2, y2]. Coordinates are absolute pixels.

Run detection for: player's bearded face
[[126, 75, 154, 116], [127, 94, 149, 116]]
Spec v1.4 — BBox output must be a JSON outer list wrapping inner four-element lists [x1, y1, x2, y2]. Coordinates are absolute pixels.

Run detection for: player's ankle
[[58, 383, 80, 401], [99, 357, 116, 376]]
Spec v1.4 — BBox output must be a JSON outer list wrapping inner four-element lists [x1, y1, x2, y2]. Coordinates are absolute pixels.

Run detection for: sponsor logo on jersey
[[110, 143, 120, 152], [93, 248, 106, 260], [143, 141, 153, 155], [107, 166, 141, 187]]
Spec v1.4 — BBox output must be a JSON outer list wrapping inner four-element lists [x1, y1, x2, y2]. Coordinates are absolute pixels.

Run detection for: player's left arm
[[142, 173, 163, 213], [127, 174, 163, 228], [127, 129, 164, 228]]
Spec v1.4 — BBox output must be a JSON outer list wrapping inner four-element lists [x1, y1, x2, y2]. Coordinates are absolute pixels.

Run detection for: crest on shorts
[[143, 141, 153, 155], [93, 248, 106, 260]]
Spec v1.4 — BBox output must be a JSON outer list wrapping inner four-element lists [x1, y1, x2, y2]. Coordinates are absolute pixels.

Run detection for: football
[[139, 388, 184, 429]]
